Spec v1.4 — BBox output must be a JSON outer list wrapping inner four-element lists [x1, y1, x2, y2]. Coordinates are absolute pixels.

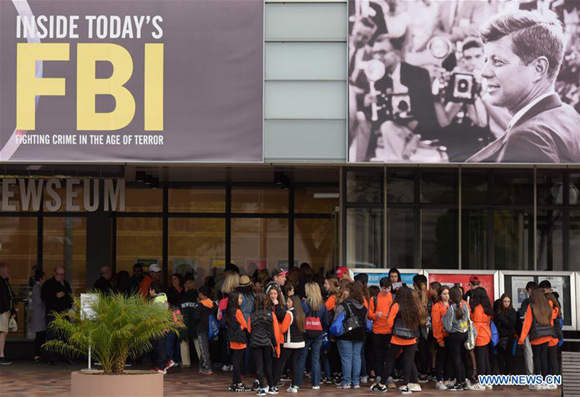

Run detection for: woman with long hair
[[382, 286, 425, 394], [248, 293, 278, 395], [267, 283, 286, 322], [324, 277, 339, 311], [226, 291, 251, 392], [432, 286, 452, 390], [236, 275, 256, 377], [518, 288, 554, 391], [446, 286, 470, 391], [322, 276, 340, 384], [273, 295, 306, 393], [333, 281, 368, 389], [469, 288, 494, 390], [545, 292, 561, 387], [295, 282, 328, 390], [412, 274, 431, 382], [495, 293, 516, 376]]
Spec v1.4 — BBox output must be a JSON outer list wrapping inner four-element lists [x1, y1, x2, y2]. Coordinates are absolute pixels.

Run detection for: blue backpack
[[490, 321, 499, 346], [330, 311, 345, 337], [208, 313, 220, 340]]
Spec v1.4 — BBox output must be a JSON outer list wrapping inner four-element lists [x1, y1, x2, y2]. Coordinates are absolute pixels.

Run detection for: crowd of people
[[348, 0, 580, 162], [0, 261, 565, 394]]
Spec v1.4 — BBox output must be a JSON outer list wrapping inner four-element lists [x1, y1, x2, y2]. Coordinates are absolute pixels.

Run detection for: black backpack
[[342, 301, 364, 337], [529, 303, 556, 339]]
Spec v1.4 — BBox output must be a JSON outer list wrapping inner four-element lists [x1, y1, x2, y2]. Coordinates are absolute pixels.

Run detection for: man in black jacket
[[0, 263, 16, 365], [41, 265, 73, 364]]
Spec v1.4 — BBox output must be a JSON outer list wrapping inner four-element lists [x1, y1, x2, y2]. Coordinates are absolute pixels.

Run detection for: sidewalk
[[0, 361, 561, 396]]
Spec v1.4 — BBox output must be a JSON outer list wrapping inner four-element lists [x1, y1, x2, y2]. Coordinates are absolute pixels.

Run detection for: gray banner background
[[0, 0, 263, 162]]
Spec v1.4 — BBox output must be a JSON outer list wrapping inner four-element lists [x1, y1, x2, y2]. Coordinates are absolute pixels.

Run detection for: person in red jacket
[[518, 288, 554, 391], [431, 286, 451, 390], [469, 288, 494, 391], [368, 277, 393, 392]]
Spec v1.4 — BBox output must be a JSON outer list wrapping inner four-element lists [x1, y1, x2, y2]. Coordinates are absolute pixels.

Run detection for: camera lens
[[398, 100, 409, 111], [457, 79, 469, 92]]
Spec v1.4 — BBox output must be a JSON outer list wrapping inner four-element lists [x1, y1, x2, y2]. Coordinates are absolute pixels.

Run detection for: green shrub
[[44, 291, 184, 374]]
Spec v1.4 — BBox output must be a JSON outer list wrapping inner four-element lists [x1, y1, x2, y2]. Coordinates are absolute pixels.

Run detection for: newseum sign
[[348, 0, 580, 164], [0, 0, 263, 162]]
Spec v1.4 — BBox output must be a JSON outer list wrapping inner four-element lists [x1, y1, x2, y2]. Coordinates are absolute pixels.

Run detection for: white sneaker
[[312, 386, 320, 390], [221, 364, 229, 372], [286, 386, 298, 393], [529, 384, 542, 391], [409, 383, 422, 392], [360, 376, 368, 384], [486, 385, 493, 391], [447, 379, 456, 387], [436, 381, 447, 390], [468, 382, 486, 391]]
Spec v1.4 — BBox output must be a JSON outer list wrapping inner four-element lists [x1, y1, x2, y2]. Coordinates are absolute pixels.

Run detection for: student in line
[[226, 291, 252, 392], [469, 288, 494, 391], [445, 287, 470, 391], [368, 277, 393, 392], [545, 292, 562, 390], [273, 295, 305, 393], [413, 275, 431, 382], [494, 293, 516, 376], [382, 286, 425, 394], [432, 286, 451, 390], [322, 276, 340, 384], [248, 293, 279, 396], [518, 287, 554, 391]]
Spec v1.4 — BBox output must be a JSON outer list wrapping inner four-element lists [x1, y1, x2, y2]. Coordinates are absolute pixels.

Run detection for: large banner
[[348, 0, 580, 163], [0, 0, 263, 162]]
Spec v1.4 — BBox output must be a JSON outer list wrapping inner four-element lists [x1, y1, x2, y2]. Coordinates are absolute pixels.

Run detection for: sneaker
[[428, 375, 437, 382], [153, 367, 167, 374], [361, 376, 368, 384], [387, 381, 396, 389], [222, 364, 231, 371], [0, 357, 12, 365], [449, 383, 464, 391], [486, 385, 493, 391], [353, 384, 361, 389], [165, 360, 176, 370], [336, 384, 351, 389], [468, 382, 485, 391], [257, 388, 266, 396], [267, 386, 279, 394], [202, 370, 214, 375], [528, 384, 542, 391], [370, 383, 388, 392], [409, 383, 421, 392], [418, 374, 428, 383], [281, 374, 291, 382], [286, 386, 298, 393], [436, 381, 447, 390], [251, 381, 260, 391], [369, 375, 376, 383], [400, 385, 412, 394], [446, 379, 456, 387], [312, 386, 320, 390], [230, 384, 249, 392]]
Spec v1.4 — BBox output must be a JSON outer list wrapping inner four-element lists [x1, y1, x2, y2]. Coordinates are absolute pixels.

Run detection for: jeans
[[166, 330, 182, 363], [297, 335, 323, 387], [337, 339, 363, 386], [198, 333, 212, 372]]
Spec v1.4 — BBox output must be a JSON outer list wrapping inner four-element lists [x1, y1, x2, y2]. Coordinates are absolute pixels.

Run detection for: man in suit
[[353, 34, 439, 161], [467, 9, 580, 163]]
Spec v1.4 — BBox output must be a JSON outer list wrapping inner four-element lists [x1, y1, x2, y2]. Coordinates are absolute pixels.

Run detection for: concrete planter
[[71, 370, 163, 396]]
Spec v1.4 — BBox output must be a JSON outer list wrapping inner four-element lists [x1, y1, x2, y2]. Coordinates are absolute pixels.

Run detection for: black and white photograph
[[348, 0, 580, 163]]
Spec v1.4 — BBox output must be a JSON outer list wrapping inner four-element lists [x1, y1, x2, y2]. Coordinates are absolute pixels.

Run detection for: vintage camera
[[446, 72, 477, 103], [390, 94, 412, 119]]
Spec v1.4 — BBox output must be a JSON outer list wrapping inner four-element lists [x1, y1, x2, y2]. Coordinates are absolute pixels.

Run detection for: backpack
[[208, 313, 219, 340], [465, 319, 477, 350], [330, 311, 345, 337], [393, 314, 419, 340], [304, 309, 323, 338], [443, 302, 470, 334], [217, 297, 228, 329], [490, 320, 499, 347], [529, 304, 556, 339], [342, 301, 364, 337]]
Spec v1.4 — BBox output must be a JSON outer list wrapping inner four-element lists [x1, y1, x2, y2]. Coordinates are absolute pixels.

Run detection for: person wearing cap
[[463, 275, 481, 304], [538, 280, 552, 294], [335, 266, 349, 280], [236, 275, 256, 323], [139, 263, 162, 297], [265, 268, 288, 301]]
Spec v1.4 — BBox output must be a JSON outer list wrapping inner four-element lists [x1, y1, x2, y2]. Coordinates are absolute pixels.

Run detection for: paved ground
[[0, 361, 561, 396]]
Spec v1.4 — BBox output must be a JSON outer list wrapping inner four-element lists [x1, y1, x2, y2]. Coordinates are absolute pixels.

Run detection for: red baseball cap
[[335, 266, 348, 279], [469, 275, 480, 283]]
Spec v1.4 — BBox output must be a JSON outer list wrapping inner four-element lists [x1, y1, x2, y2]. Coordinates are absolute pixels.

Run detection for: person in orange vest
[[469, 288, 494, 391], [368, 277, 393, 392], [139, 263, 162, 297], [432, 285, 451, 390]]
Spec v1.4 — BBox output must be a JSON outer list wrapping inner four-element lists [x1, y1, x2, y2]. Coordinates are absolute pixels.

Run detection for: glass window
[[493, 170, 533, 205], [346, 208, 383, 268], [569, 210, 580, 270], [231, 188, 289, 214], [493, 209, 533, 270], [295, 218, 336, 275], [387, 170, 415, 203], [168, 218, 225, 286], [231, 218, 288, 273], [462, 209, 489, 270], [462, 170, 489, 205], [169, 189, 225, 213], [420, 170, 457, 204], [570, 173, 580, 206], [387, 209, 415, 268], [0, 217, 37, 284], [294, 186, 339, 214], [346, 169, 383, 204], [536, 209, 564, 271], [43, 217, 87, 293], [116, 217, 163, 274], [421, 209, 457, 268], [125, 188, 163, 212], [537, 170, 565, 206]]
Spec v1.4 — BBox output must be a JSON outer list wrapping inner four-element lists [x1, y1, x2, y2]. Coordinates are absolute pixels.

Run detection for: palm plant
[[44, 291, 184, 374]]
